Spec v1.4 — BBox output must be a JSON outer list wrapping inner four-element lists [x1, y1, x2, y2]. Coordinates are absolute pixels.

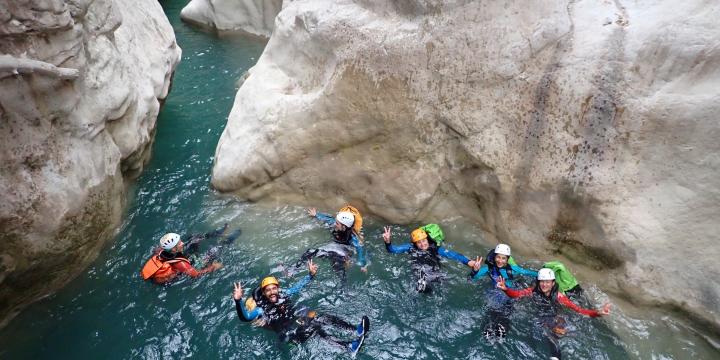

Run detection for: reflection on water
[[0, 1, 717, 359]]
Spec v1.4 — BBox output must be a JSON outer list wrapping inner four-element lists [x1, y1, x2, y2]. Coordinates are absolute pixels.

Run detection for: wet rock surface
[[180, 0, 282, 38], [0, 0, 180, 327], [212, 0, 720, 329]]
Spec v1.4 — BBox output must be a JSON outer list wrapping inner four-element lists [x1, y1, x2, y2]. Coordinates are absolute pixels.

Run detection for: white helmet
[[160, 233, 181, 250], [538, 268, 556, 281], [494, 244, 511, 256], [335, 211, 355, 228]]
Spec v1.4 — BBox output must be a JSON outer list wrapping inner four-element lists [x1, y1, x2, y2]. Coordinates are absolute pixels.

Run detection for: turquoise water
[[0, 2, 718, 359]]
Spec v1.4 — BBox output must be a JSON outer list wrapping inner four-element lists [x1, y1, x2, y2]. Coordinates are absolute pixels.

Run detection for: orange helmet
[[260, 276, 279, 289], [411, 228, 428, 243]]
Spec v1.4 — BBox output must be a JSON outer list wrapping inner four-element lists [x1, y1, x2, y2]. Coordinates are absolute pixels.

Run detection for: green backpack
[[420, 224, 445, 246], [543, 261, 579, 293]]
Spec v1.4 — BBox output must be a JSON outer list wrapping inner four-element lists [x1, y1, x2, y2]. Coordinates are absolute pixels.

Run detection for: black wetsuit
[[235, 276, 358, 347], [183, 224, 241, 260], [295, 213, 366, 280], [385, 241, 472, 293]]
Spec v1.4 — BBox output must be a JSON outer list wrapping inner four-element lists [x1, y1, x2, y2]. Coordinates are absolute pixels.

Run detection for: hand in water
[[232, 282, 244, 300], [360, 265, 368, 273], [496, 276, 508, 291], [598, 303, 612, 316], [308, 259, 318, 276], [382, 226, 392, 244], [306, 208, 317, 217], [468, 256, 483, 270], [211, 262, 223, 271]]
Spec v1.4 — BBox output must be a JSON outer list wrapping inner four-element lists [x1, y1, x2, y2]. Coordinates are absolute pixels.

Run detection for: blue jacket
[[472, 264, 538, 289], [315, 212, 367, 267]]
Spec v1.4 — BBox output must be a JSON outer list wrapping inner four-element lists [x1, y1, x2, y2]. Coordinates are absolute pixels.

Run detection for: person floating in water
[[232, 259, 370, 355], [294, 205, 367, 279], [470, 243, 538, 342], [140, 224, 240, 284], [497, 268, 611, 360], [382, 225, 479, 293]]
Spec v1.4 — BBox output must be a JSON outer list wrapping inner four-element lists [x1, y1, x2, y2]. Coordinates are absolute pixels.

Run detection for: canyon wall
[[0, 0, 180, 327], [211, 0, 720, 329]]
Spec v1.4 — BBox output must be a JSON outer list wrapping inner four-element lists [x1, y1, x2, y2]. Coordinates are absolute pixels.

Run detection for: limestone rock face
[[0, 0, 180, 326], [180, 0, 282, 38], [212, 0, 720, 328]]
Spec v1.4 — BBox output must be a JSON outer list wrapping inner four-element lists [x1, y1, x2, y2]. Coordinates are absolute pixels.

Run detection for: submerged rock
[[180, 0, 282, 38], [0, 0, 180, 327], [212, 0, 720, 330]]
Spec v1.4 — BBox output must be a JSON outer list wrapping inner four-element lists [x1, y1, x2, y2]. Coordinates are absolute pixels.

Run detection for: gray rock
[[212, 0, 720, 330], [0, 0, 180, 327], [180, 0, 283, 38]]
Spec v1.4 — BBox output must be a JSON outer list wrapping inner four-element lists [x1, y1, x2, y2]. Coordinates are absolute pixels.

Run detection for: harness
[[409, 243, 441, 269], [251, 287, 295, 331], [532, 282, 561, 316]]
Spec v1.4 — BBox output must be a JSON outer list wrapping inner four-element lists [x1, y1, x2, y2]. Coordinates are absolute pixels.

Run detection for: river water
[[0, 2, 717, 359]]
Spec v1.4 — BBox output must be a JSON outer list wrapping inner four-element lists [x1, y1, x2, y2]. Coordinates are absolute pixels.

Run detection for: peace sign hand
[[496, 276, 508, 291], [308, 259, 318, 276], [468, 256, 483, 271], [382, 226, 392, 244], [232, 282, 244, 301]]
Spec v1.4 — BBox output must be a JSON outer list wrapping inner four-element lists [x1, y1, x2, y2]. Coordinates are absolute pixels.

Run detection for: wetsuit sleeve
[[437, 247, 470, 265], [315, 212, 336, 226], [385, 242, 412, 254], [510, 264, 539, 277], [172, 261, 202, 278], [285, 274, 313, 297], [351, 233, 367, 267], [557, 293, 600, 317], [504, 287, 534, 298], [235, 299, 263, 321], [471, 265, 489, 280]]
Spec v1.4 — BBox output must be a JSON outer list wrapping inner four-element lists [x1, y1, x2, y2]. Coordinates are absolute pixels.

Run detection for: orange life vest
[[140, 255, 190, 283]]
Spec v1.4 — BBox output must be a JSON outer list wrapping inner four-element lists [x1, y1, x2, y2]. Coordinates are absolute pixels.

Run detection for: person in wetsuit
[[470, 243, 538, 341], [497, 268, 611, 360], [140, 225, 240, 284], [295, 207, 367, 279], [232, 260, 370, 354], [382, 226, 479, 293]]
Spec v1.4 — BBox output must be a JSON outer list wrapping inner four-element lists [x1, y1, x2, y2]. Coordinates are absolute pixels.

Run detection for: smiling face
[[539, 280, 555, 295], [415, 238, 430, 251], [263, 284, 280, 303], [494, 254, 508, 268]]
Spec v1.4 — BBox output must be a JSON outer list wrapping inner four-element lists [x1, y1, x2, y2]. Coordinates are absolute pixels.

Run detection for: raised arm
[[307, 207, 336, 226], [232, 282, 263, 321], [382, 226, 411, 254], [286, 260, 318, 296], [471, 264, 489, 281]]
